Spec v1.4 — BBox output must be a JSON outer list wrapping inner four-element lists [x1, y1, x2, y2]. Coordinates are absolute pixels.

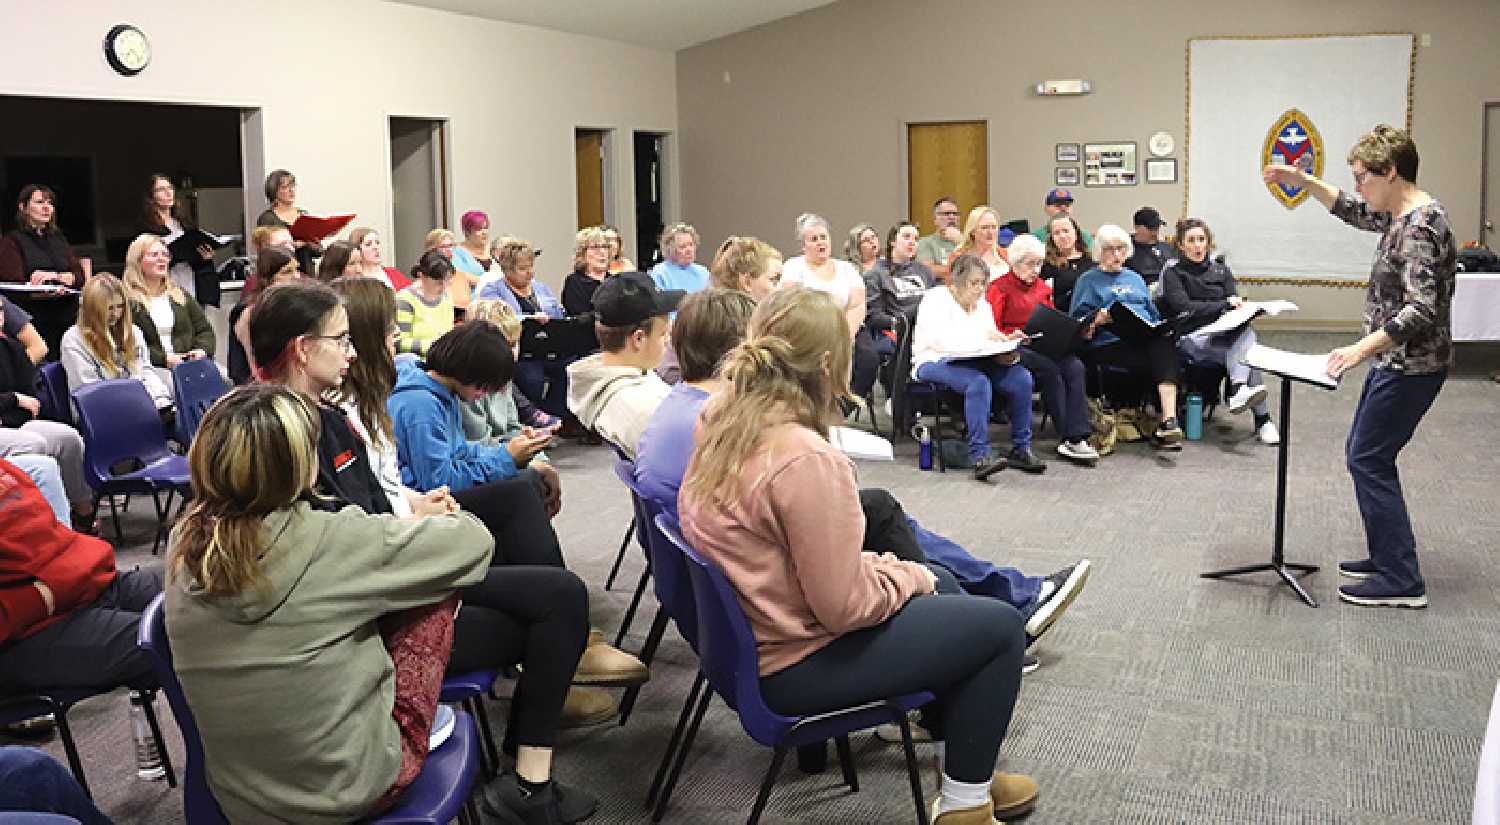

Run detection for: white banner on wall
[[1186, 34, 1414, 279]]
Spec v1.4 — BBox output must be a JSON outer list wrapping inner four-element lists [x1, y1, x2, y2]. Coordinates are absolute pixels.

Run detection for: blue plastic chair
[[170, 359, 229, 447], [36, 362, 71, 426], [653, 514, 934, 825], [136, 595, 483, 825], [71, 379, 190, 554], [0, 687, 176, 799], [439, 670, 500, 778]]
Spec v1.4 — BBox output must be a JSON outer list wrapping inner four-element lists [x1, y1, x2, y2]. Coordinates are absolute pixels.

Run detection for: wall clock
[[104, 24, 150, 76]]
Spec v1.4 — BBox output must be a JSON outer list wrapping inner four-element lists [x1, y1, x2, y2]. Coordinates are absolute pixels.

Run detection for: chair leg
[[745, 746, 788, 825], [652, 677, 712, 823], [897, 716, 930, 825], [469, 696, 501, 778], [613, 564, 652, 649], [104, 492, 123, 543], [619, 608, 670, 726], [150, 489, 173, 555], [647, 672, 703, 809], [834, 734, 858, 791], [138, 689, 178, 788], [604, 517, 636, 591], [53, 705, 90, 799]]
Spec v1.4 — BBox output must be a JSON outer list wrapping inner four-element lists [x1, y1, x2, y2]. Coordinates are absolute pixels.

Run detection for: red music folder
[[289, 213, 356, 244]]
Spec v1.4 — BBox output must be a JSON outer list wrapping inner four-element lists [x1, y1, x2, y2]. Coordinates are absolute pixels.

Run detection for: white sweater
[[911, 286, 1003, 376]]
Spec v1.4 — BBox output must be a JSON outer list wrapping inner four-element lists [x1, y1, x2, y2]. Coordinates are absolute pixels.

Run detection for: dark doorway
[[634, 132, 665, 269]]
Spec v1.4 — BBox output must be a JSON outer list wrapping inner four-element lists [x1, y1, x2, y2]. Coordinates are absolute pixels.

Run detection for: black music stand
[[1201, 367, 1331, 607]]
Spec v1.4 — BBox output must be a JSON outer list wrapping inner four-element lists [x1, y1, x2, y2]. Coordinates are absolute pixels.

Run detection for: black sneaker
[[1338, 579, 1428, 609], [973, 453, 1007, 481], [1337, 559, 1378, 579], [482, 772, 598, 824], [1006, 448, 1047, 474], [1022, 653, 1040, 675], [1025, 560, 1092, 646], [1154, 417, 1184, 445]]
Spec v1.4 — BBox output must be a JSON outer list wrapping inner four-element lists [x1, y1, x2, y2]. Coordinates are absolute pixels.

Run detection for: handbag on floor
[[1086, 398, 1117, 456]]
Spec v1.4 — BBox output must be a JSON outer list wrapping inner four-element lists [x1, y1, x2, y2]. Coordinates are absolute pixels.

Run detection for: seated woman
[[122, 234, 215, 370], [561, 226, 613, 317], [461, 300, 556, 471], [314, 239, 361, 282], [846, 222, 881, 275], [946, 205, 1011, 282], [1041, 214, 1093, 312], [1159, 217, 1281, 444], [60, 274, 173, 414], [229, 246, 303, 384], [913, 253, 1045, 480], [0, 185, 88, 359], [679, 287, 1037, 825], [477, 238, 572, 420], [865, 221, 934, 335], [166, 384, 599, 824], [453, 211, 501, 283], [987, 234, 1099, 465], [603, 225, 634, 273], [141, 173, 218, 305], [396, 249, 457, 357], [1069, 224, 1183, 447], [781, 213, 878, 401], [424, 229, 474, 317], [348, 226, 411, 290]]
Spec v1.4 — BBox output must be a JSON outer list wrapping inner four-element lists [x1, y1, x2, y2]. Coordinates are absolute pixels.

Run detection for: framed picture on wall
[[1146, 158, 1178, 183], [1055, 143, 1080, 162], [1055, 167, 1080, 186], [1083, 141, 1138, 187]]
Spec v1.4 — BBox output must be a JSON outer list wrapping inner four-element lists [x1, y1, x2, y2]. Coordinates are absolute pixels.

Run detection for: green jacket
[[165, 502, 491, 824], [460, 385, 547, 466], [131, 295, 215, 368]]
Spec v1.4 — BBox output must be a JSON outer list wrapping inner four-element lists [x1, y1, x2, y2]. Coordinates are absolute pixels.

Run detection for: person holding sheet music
[[1159, 217, 1279, 444], [1069, 224, 1184, 447], [478, 238, 575, 420], [255, 169, 320, 274], [1263, 124, 1454, 609], [914, 253, 1046, 480], [987, 235, 1099, 465], [141, 173, 219, 305], [0, 185, 87, 361]]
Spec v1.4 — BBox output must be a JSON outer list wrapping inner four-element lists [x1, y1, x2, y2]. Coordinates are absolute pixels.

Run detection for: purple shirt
[[633, 382, 710, 514]]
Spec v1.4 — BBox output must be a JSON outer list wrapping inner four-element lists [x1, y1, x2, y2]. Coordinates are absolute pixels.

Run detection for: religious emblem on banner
[[1262, 108, 1325, 209]]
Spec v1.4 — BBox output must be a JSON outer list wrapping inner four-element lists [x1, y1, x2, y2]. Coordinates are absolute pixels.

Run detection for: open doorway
[[634, 132, 667, 269], [388, 116, 450, 269]]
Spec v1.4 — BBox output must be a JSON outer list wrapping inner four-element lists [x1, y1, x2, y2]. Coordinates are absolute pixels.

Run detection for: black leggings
[[1084, 336, 1181, 387], [851, 327, 882, 399], [761, 594, 1025, 783], [451, 475, 563, 568], [449, 566, 588, 753]]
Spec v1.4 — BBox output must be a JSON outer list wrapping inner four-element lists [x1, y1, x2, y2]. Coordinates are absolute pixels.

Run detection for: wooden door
[[576, 130, 605, 229], [1484, 104, 1500, 246], [907, 121, 988, 236]]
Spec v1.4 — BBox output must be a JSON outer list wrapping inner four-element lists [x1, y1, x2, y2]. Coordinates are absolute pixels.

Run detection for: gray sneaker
[[973, 453, 1007, 481]]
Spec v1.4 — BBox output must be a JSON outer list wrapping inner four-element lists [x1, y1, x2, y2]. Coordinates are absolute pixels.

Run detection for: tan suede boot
[[558, 686, 618, 728], [930, 796, 1001, 824], [990, 771, 1039, 819], [573, 629, 650, 687]]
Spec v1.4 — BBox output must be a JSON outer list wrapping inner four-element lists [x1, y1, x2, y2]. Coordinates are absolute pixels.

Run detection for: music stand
[[1200, 357, 1336, 607]]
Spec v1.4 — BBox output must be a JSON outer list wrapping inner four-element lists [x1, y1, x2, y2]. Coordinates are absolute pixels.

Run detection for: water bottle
[[130, 690, 166, 781], [1184, 393, 1203, 440], [917, 421, 933, 470]]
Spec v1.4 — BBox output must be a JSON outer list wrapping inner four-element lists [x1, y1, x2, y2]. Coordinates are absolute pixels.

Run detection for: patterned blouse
[[1330, 190, 1455, 375]]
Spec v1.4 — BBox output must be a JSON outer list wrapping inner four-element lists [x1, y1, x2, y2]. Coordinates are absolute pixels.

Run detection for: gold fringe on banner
[[1238, 276, 1369, 289]]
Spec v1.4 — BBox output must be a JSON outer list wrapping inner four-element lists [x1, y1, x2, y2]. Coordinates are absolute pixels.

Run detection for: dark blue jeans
[[0, 747, 111, 825], [1346, 367, 1445, 592], [514, 357, 573, 417], [915, 358, 1034, 460], [1018, 348, 1090, 442]]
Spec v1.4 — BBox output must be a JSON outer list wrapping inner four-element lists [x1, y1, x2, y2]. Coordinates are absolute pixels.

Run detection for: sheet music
[[1195, 299, 1299, 337], [1244, 344, 1339, 389], [940, 338, 1021, 360], [0, 283, 78, 294], [828, 426, 894, 461]]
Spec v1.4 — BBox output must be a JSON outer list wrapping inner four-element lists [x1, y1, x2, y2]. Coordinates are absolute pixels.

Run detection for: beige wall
[[0, 0, 677, 289], [677, 0, 1500, 328]]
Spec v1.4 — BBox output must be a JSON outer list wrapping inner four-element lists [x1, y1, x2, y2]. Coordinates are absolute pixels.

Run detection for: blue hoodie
[[1067, 266, 1160, 348], [388, 358, 517, 492]]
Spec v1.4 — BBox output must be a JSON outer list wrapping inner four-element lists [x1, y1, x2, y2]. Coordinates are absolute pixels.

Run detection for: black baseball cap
[[1133, 207, 1163, 230], [592, 271, 685, 326]]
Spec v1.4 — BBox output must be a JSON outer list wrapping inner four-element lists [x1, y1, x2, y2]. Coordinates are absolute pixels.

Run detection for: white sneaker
[[1257, 420, 1281, 445], [429, 704, 456, 752], [1228, 384, 1269, 414], [1056, 439, 1099, 464], [884, 398, 893, 416]]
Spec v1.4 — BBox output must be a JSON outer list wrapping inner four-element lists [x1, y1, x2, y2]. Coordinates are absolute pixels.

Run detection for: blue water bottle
[[917, 421, 933, 470], [1184, 393, 1203, 440]]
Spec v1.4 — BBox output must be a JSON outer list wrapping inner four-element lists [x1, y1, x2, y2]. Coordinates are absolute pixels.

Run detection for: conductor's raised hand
[[1262, 164, 1307, 189]]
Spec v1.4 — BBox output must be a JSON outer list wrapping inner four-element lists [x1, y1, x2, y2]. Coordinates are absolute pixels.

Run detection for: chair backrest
[[172, 359, 229, 446], [71, 379, 176, 488], [37, 362, 70, 426], [613, 462, 697, 648], [654, 513, 796, 747], [136, 594, 230, 825]]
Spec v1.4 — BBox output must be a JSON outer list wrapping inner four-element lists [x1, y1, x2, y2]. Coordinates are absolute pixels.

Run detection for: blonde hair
[[170, 384, 321, 597], [495, 237, 536, 274], [573, 226, 607, 269], [77, 273, 141, 378], [710, 236, 781, 291], [682, 287, 850, 505], [424, 228, 455, 250], [467, 298, 522, 343], [122, 233, 185, 303], [955, 205, 1002, 258]]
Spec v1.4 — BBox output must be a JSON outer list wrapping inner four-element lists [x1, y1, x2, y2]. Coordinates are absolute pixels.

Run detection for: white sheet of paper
[[1195, 300, 1299, 337], [829, 426, 895, 461], [0, 283, 78, 294], [942, 338, 1021, 360], [1244, 343, 1339, 389]]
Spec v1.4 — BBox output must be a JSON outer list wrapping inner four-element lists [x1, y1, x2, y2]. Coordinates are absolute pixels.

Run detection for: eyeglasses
[[585, 244, 612, 251], [936, 211, 960, 218], [1352, 169, 1381, 186], [306, 333, 355, 353], [1099, 244, 1129, 254]]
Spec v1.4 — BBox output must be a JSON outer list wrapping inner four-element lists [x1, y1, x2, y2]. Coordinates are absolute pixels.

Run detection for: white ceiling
[[386, 0, 836, 51]]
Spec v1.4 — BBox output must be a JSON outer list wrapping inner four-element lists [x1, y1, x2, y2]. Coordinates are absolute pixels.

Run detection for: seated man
[[566, 272, 683, 458], [1125, 207, 1174, 285], [634, 290, 1091, 675], [0, 457, 167, 781]]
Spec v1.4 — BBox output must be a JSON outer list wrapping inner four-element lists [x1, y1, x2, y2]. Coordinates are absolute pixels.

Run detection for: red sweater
[[985, 272, 1055, 334], [0, 459, 116, 643]]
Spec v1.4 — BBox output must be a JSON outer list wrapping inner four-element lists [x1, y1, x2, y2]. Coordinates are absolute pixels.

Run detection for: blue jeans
[[9, 455, 69, 524], [1346, 367, 1445, 592], [513, 357, 573, 417], [911, 519, 1041, 611], [0, 747, 111, 825], [916, 358, 1034, 460]]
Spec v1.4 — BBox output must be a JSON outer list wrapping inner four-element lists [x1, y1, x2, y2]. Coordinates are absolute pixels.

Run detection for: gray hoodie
[[166, 502, 491, 824], [565, 352, 670, 458]]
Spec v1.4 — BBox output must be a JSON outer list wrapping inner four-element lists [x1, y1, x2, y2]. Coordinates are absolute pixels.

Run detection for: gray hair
[[1092, 224, 1134, 261], [794, 212, 829, 244], [844, 222, 878, 266], [658, 222, 699, 256], [1006, 233, 1046, 265]]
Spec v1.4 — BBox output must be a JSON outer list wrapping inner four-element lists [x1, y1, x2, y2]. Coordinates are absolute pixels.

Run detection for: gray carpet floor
[[10, 333, 1498, 824]]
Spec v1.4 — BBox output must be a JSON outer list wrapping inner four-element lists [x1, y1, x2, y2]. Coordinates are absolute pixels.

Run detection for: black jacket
[[1159, 256, 1238, 335]]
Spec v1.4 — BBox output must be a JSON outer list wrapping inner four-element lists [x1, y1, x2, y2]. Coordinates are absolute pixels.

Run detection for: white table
[[1454, 273, 1500, 342]]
